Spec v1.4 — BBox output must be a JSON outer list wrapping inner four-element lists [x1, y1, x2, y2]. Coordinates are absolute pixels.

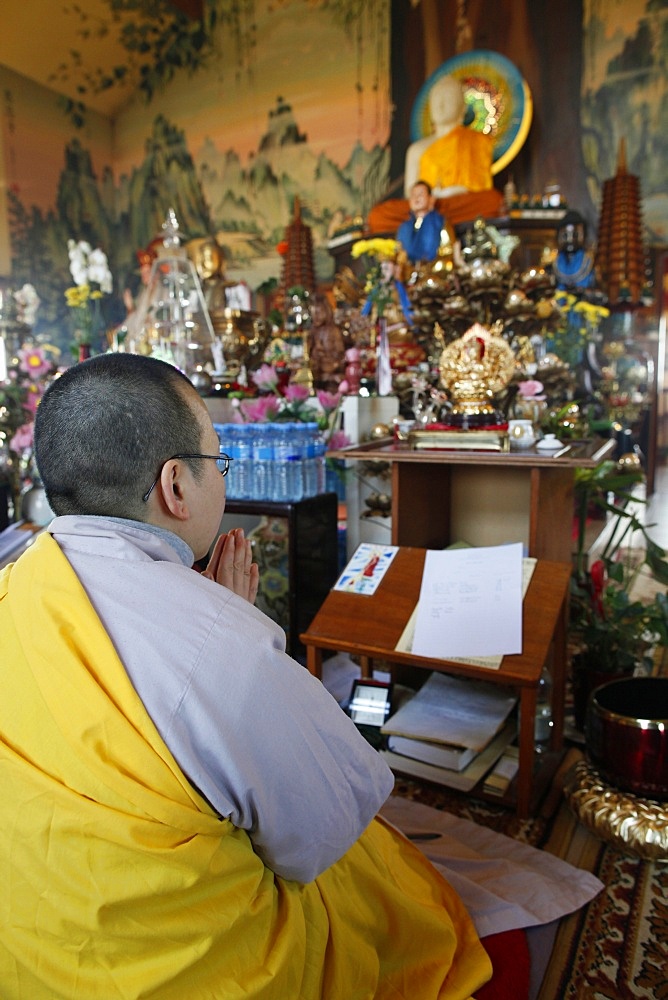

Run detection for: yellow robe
[[0, 533, 491, 999], [419, 126, 494, 194]]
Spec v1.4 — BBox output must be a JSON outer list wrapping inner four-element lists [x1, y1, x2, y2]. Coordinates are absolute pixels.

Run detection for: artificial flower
[[18, 345, 52, 380], [23, 382, 43, 416], [351, 238, 399, 261], [283, 383, 310, 404], [251, 363, 280, 392], [316, 389, 342, 413], [9, 422, 35, 453], [517, 379, 545, 399], [328, 429, 351, 451], [240, 395, 282, 422]]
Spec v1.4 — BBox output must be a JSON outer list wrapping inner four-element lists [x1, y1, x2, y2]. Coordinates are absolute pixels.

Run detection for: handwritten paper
[[333, 543, 399, 596], [411, 543, 523, 659]]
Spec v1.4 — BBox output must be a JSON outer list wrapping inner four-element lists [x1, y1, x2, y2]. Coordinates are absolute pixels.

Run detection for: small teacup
[[508, 418, 536, 449]]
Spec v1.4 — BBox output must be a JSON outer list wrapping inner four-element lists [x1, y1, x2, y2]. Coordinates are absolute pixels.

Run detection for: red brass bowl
[[586, 677, 668, 801]]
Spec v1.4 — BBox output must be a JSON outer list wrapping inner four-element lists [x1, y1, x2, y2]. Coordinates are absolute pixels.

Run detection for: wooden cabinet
[[223, 493, 340, 661], [329, 437, 615, 564]]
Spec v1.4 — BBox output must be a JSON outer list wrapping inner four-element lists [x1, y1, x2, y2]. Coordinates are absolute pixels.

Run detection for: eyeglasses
[[142, 453, 233, 503]]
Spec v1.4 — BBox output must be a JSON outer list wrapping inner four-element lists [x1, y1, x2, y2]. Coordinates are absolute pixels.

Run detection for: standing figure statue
[[308, 294, 347, 392]]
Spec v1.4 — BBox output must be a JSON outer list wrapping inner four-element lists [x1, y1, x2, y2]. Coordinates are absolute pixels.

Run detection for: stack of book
[[380, 673, 518, 793]]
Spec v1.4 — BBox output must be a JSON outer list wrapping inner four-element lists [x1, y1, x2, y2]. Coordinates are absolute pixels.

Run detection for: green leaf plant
[[570, 460, 668, 677]]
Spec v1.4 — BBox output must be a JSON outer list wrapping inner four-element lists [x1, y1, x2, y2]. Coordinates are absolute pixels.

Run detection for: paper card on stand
[[411, 543, 524, 659], [333, 543, 399, 596]]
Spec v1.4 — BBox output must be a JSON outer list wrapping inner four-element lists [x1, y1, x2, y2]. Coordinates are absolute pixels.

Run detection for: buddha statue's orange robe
[[368, 126, 504, 234]]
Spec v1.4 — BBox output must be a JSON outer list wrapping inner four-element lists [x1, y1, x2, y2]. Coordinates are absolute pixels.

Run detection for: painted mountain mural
[[11, 97, 389, 351]]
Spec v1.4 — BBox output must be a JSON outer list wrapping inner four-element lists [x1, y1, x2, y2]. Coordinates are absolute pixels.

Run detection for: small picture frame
[[347, 679, 393, 728]]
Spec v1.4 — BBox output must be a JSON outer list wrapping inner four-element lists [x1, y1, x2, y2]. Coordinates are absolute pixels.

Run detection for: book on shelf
[[380, 721, 517, 793], [385, 734, 477, 772], [380, 672, 517, 753], [483, 744, 520, 797]]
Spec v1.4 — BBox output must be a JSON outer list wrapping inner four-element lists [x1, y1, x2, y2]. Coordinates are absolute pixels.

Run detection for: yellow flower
[[573, 300, 609, 321], [351, 238, 399, 261], [65, 284, 91, 308]]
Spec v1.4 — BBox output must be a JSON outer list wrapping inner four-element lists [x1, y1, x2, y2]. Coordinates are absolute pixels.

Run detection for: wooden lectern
[[301, 547, 572, 817]]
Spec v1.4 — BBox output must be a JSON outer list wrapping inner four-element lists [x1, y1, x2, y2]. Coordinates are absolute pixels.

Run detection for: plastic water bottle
[[219, 424, 238, 499], [313, 427, 327, 495], [252, 422, 275, 501], [302, 422, 319, 497], [273, 422, 302, 501], [284, 423, 304, 502], [534, 665, 553, 752], [272, 423, 289, 501], [235, 423, 253, 500]]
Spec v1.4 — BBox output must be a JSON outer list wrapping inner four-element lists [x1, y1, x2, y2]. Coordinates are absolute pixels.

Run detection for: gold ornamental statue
[[439, 322, 515, 423], [408, 321, 515, 451]]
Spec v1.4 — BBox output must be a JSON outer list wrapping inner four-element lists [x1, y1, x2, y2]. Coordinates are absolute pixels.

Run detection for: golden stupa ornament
[[439, 322, 516, 420]]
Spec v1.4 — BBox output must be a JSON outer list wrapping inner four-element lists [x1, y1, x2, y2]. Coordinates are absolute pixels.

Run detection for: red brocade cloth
[[476, 929, 531, 1000]]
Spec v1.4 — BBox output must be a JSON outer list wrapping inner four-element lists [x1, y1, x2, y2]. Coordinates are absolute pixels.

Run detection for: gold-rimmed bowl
[[586, 677, 668, 800]]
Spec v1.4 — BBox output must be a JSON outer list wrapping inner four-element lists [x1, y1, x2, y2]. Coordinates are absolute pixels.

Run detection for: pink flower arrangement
[[517, 379, 545, 400], [236, 365, 351, 451], [239, 395, 282, 423], [1, 342, 60, 495], [283, 383, 310, 404], [251, 364, 280, 392]]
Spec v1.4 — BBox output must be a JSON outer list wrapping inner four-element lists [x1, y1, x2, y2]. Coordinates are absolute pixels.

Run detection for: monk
[[0, 353, 491, 999]]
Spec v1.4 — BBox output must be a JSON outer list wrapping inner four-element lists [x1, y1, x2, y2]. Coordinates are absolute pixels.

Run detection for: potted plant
[[570, 459, 668, 730]]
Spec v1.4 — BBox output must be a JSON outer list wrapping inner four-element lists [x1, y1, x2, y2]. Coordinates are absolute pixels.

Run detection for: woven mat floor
[[392, 748, 668, 999]]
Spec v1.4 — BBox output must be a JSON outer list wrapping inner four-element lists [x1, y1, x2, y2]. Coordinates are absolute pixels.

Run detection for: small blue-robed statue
[[397, 180, 445, 264], [552, 210, 597, 291]]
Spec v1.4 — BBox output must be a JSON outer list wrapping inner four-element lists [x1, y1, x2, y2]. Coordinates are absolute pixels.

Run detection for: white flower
[[67, 239, 113, 293], [87, 248, 113, 293], [68, 241, 89, 286]]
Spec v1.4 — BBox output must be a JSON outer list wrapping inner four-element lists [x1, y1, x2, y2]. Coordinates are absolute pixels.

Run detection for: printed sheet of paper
[[411, 543, 524, 659], [396, 558, 535, 669], [333, 543, 399, 596]]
